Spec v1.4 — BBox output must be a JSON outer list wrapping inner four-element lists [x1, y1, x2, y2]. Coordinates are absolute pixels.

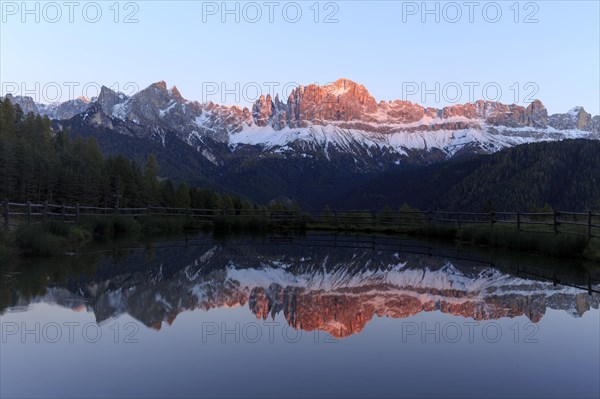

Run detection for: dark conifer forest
[[0, 99, 252, 211]]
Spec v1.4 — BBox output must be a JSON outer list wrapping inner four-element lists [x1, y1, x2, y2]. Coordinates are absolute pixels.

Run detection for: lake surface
[[1, 234, 599, 398]]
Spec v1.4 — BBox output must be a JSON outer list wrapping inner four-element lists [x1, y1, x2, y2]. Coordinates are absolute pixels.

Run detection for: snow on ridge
[[159, 101, 177, 118], [194, 112, 214, 129], [568, 106, 584, 117], [229, 111, 598, 157], [228, 120, 597, 158], [222, 261, 585, 297], [112, 102, 130, 120]]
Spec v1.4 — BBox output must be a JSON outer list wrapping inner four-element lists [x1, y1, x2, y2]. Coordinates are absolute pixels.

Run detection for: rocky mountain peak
[[549, 106, 593, 131], [322, 78, 377, 108], [252, 94, 275, 127], [2, 93, 39, 114], [283, 78, 379, 127], [569, 106, 585, 114], [97, 86, 128, 116], [134, 81, 187, 106], [528, 99, 545, 110], [327, 78, 369, 97], [152, 80, 168, 91], [526, 99, 548, 127], [170, 85, 184, 102]]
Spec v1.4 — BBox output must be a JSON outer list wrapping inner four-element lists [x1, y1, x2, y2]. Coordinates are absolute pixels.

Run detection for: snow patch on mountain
[[224, 260, 585, 298], [229, 121, 597, 158]]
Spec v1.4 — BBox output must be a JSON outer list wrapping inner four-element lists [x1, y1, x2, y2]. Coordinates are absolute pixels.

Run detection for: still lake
[[1, 234, 599, 398]]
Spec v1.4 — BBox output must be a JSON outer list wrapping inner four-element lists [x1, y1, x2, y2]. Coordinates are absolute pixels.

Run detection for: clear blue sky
[[1, 0, 599, 114]]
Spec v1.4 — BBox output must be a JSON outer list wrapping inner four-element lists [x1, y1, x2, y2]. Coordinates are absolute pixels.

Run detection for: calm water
[[1, 234, 599, 398]]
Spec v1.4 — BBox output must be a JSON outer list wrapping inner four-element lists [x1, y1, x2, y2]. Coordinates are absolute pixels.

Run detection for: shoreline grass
[[5, 215, 598, 262], [8, 214, 306, 256], [304, 221, 599, 262]]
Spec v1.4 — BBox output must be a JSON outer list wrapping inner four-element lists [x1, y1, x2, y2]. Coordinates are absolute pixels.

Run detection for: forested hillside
[[340, 140, 600, 212], [0, 99, 254, 211], [436, 140, 600, 211], [334, 156, 485, 210]]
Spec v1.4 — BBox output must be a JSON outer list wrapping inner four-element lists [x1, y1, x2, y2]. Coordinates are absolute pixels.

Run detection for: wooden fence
[[3, 199, 600, 239], [312, 209, 600, 238], [1, 200, 303, 227]]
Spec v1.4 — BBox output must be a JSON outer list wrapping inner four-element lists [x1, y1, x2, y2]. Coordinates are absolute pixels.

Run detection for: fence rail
[[2, 199, 600, 239]]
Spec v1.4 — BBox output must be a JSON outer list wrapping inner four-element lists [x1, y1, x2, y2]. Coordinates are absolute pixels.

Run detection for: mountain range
[[3, 78, 599, 208]]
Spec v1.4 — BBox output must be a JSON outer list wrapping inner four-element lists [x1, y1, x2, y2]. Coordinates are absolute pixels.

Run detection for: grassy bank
[[13, 221, 93, 256], [412, 224, 595, 259], [5, 213, 598, 261], [8, 214, 306, 256], [9, 216, 188, 256], [0, 228, 16, 263], [305, 219, 599, 262]]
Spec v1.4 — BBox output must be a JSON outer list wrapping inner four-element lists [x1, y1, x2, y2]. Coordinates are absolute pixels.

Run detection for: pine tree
[[161, 180, 176, 207], [143, 154, 160, 205], [175, 182, 191, 208]]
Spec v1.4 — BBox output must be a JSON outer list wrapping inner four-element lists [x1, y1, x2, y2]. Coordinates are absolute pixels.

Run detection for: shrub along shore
[[5, 213, 306, 256], [2, 211, 599, 263]]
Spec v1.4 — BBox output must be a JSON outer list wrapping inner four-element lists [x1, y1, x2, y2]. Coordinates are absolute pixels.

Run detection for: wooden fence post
[[516, 211, 521, 231], [588, 211, 593, 239], [456, 211, 461, 228], [27, 201, 32, 224], [490, 211, 495, 227], [3, 199, 8, 230], [334, 211, 338, 229]]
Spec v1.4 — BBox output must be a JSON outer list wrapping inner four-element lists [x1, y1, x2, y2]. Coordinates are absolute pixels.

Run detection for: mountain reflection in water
[[2, 234, 599, 338]]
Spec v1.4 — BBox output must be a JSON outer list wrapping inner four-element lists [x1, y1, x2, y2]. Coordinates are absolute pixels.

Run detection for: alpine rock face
[[4, 78, 599, 169], [234, 79, 599, 162], [4, 93, 92, 120]]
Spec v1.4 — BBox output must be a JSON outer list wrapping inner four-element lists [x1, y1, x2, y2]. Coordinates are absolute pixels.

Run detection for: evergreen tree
[[175, 182, 191, 208], [161, 180, 176, 207], [143, 154, 160, 205]]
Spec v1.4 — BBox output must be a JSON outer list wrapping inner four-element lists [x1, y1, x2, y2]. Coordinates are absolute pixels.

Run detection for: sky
[[1, 0, 599, 114]]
